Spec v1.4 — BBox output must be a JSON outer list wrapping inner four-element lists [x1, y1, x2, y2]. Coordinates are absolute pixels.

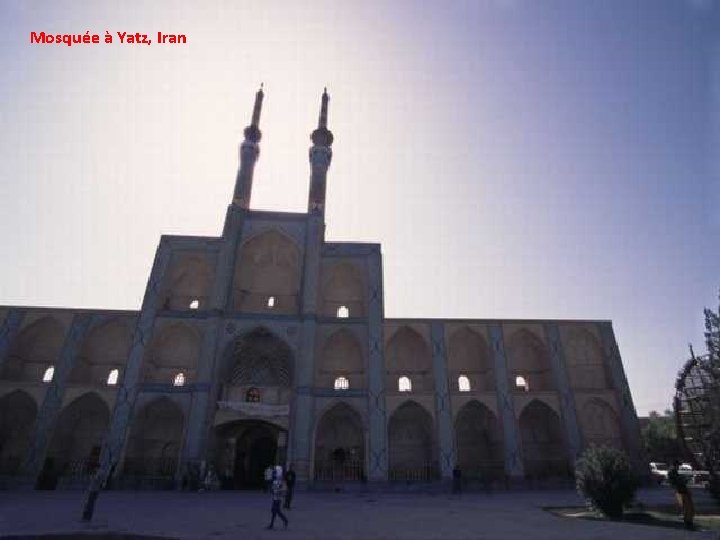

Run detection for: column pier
[[88, 240, 173, 491], [431, 322, 455, 480], [490, 323, 524, 482], [598, 322, 645, 471], [366, 248, 387, 482], [544, 322, 582, 467], [0, 309, 26, 371], [23, 312, 94, 480]]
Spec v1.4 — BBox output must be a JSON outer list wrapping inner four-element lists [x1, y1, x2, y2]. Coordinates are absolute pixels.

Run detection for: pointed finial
[[244, 84, 264, 143], [311, 88, 333, 147], [251, 84, 264, 127], [319, 87, 329, 129]]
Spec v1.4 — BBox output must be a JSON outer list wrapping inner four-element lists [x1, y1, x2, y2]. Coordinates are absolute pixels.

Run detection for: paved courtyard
[[0, 487, 716, 540]]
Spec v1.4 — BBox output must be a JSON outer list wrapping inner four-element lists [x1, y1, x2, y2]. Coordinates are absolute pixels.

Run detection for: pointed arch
[[2, 316, 65, 382], [518, 399, 568, 479], [385, 327, 431, 371], [321, 262, 366, 317], [0, 390, 37, 475], [144, 322, 201, 384], [448, 327, 493, 391], [388, 400, 438, 481], [506, 329, 554, 392], [565, 328, 612, 389], [124, 397, 185, 483], [160, 254, 213, 310], [320, 329, 364, 372], [225, 327, 294, 388], [454, 400, 504, 479], [233, 229, 301, 314], [314, 402, 365, 481], [72, 318, 132, 384], [579, 398, 622, 449], [317, 329, 364, 389], [46, 392, 110, 479]]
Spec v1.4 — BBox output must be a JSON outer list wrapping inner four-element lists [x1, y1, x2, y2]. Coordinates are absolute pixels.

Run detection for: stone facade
[[0, 89, 643, 489]]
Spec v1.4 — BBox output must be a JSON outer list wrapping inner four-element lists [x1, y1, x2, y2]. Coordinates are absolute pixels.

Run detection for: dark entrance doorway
[[215, 420, 284, 490], [235, 425, 277, 489]]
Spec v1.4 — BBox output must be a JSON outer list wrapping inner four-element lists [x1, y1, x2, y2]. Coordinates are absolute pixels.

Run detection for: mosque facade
[[0, 88, 643, 489]]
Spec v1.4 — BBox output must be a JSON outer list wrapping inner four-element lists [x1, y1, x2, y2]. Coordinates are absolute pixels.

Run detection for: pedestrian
[[263, 465, 273, 493], [452, 466, 462, 494], [266, 478, 289, 530], [284, 463, 296, 509], [668, 460, 695, 530]]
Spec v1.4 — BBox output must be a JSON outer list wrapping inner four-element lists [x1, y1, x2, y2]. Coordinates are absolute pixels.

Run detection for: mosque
[[0, 88, 643, 489]]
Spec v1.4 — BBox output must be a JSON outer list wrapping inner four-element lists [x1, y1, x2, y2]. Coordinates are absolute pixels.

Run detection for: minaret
[[232, 84, 264, 209], [307, 88, 334, 215]]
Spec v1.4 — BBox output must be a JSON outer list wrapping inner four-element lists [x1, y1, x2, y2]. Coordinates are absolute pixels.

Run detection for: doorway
[[215, 420, 284, 489]]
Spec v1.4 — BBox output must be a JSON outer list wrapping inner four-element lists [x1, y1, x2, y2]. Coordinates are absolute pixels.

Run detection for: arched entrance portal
[[388, 401, 438, 482], [314, 402, 365, 481], [214, 420, 286, 490], [0, 390, 37, 476]]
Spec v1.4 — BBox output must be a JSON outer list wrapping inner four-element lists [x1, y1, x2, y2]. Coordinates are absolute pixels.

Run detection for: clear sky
[[1, 0, 718, 415]]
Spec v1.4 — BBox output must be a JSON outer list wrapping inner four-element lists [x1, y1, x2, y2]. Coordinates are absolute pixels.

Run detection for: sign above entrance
[[217, 400, 289, 417]]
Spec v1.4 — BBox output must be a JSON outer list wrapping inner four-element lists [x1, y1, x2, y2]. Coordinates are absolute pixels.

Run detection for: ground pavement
[[0, 487, 716, 540]]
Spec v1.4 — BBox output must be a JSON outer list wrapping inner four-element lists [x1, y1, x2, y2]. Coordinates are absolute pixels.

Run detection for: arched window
[[42, 366, 55, 383], [267, 296, 276, 308], [189, 299, 199, 310], [246, 387, 261, 402], [107, 369, 119, 386], [173, 372, 186, 387], [334, 376, 349, 390], [515, 375, 529, 391], [458, 375, 471, 392], [398, 376, 412, 392], [337, 305, 350, 318]]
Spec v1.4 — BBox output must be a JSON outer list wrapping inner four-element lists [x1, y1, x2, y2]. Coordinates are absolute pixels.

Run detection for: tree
[[674, 291, 720, 498], [575, 446, 638, 519], [641, 409, 682, 463], [702, 292, 720, 471]]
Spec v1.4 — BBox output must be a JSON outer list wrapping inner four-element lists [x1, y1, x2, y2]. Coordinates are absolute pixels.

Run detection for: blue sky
[[1, 0, 718, 414]]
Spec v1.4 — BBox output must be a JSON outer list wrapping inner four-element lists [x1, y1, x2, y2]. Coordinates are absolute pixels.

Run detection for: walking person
[[452, 466, 462, 494], [284, 464, 296, 509], [266, 478, 289, 530], [668, 460, 695, 530], [263, 465, 273, 493]]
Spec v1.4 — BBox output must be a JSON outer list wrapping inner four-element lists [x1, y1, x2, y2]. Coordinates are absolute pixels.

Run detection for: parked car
[[679, 463, 694, 475], [693, 469, 711, 488], [649, 462, 669, 484]]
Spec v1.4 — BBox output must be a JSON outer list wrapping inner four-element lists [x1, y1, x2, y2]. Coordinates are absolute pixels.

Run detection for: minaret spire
[[308, 87, 334, 214], [232, 84, 264, 209], [318, 87, 328, 128], [249, 83, 264, 134]]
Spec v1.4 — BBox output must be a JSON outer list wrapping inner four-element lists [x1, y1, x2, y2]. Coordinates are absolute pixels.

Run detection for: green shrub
[[575, 446, 638, 519]]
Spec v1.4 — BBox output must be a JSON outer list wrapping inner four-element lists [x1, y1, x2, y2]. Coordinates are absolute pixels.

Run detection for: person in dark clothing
[[668, 460, 695, 530], [452, 467, 462, 494], [263, 465, 274, 493], [284, 464, 296, 509], [266, 479, 289, 530], [35, 458, 58, 490]]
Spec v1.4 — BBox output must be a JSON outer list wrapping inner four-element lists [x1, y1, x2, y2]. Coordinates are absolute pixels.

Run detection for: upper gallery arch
[[2, 315, 67, 382], [159, 253, 214, 310], [320, 261, 366, 318], [233, 229, 301, 314]]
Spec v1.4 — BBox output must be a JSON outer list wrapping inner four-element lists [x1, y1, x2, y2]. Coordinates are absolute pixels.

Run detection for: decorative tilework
[[490, 324, 524, 478], [544, 322, 582, 462], [23, 312, 94, 477], [0, 309, 26, 371]]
